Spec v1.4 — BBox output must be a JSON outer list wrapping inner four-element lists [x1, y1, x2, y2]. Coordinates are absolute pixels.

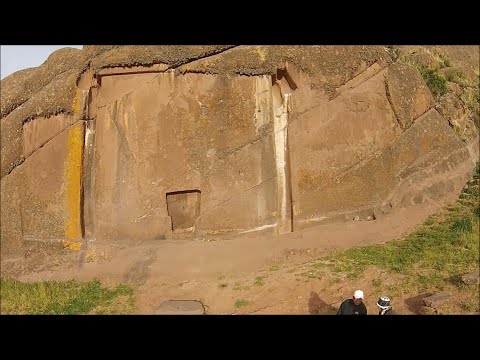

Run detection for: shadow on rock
[[308, 291, 336, 315], [404, 292, 433, 314]]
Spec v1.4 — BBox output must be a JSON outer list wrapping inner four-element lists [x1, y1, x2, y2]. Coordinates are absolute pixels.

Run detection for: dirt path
[[3, 201, 452, 314], [132, 265, 414, 315]]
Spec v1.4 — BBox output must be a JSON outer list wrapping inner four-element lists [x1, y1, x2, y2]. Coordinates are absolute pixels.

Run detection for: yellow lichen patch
[[73, 88, 81, 115], [256, 47, 266, 62], [84, 245, 111, 263], [85, 251, 96, 263], [63, 240, 82, 251], [64, 122, 84, 239]]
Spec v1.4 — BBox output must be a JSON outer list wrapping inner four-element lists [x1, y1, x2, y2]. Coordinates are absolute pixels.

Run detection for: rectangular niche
[[166, 190, 201, 231]]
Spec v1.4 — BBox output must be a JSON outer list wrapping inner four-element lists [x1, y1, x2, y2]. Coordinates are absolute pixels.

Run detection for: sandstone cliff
[[1, 45, 478, 255]]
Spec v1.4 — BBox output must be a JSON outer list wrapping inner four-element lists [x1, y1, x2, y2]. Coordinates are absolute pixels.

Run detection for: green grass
[[460, 86, 480, 112], [254, 276, 266, 286], [233, 281, 250, 291], [312, 164, 480, 298], [270, 264, 280, 271], [459, 297, 479, 312], [419, 67, 448, 96], [430, 50, 452, 70], [234, 299, 250, 309], [397, 50, 456, 97], [330, 276, 341, 285], [474, 114, 480, 130], [0, 279, 135, 315], [444, 70, 468, 86], [296, 268, 323, 280]]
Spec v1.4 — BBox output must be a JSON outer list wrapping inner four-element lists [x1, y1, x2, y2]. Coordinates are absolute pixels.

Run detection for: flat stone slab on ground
[[418, 306, 438, 315], [462, 272, 479, 286], [423, 292, 451, 308], [156, 300, 205, 315]]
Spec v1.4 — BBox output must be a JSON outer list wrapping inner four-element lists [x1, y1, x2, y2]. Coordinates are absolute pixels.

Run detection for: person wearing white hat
[[376, 296, 396, 315], [336, 290, 368, 315]]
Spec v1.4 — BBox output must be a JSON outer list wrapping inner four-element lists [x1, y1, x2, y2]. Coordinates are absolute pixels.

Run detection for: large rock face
[[92, 73, 277, 240], [1, 45, 479, 255]]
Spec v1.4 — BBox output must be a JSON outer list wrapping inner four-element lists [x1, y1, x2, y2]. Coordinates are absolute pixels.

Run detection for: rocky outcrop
[[1, 45, 479, 256], [462, 272, 480, 286]]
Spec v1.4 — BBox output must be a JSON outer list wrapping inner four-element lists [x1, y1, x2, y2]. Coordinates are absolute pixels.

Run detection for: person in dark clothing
[[336, 290, 368, 315], [376, 296, 396, 315]]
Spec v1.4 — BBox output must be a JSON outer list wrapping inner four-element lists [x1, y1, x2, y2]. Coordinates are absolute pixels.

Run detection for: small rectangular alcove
[[166, 190, 201, 231]]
